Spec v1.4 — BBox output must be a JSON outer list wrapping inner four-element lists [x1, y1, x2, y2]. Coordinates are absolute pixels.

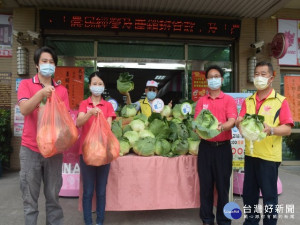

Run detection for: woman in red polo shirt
[[76, 72, 116, 225]]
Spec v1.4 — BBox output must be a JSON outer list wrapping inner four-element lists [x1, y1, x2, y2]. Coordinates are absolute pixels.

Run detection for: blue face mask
[[90, 85, 104, 96], [207, 78, 222, 90], [39, 64, 55, 77], [147, 91, 157, 101]]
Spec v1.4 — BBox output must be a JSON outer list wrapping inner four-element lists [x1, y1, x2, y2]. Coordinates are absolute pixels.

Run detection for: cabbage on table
[[240, 113, 267, 155], [133, 137, 156, 156], [121, 104, 137, 118], [192, 109, 220, 140]]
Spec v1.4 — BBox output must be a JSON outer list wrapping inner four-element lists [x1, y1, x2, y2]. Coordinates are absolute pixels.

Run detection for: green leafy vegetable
[[171, 139, 189, 155], [123, 130, 139, 147], [139, 130, 155, 138], [133, 137, 156, 156], [161, 105, 172, 118], [121, 104, 137, 118], [111, 120, 123, 139], [117, 72, 134, 94], [240, 113, 267, 154], [129, 119, 145, 132], [119, 137, 131, 156], [155, 139, 171, 156], [192, 109, 220, 140], [187, 138, 200, 155]]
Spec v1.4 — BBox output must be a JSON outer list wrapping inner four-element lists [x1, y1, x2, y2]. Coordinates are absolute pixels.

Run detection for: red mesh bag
[[37, 91, 79, 158], [83, 111, 120, 166]]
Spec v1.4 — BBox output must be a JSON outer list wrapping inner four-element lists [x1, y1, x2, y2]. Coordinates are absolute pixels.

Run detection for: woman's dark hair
[[205, 65, 224, 78], [88, 71, 103, 84], [33, 46, 58, 66]]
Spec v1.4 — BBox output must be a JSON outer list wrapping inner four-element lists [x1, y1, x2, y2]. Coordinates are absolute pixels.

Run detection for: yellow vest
[[138, 98, 152, 117], [244, 89, 285, 162]]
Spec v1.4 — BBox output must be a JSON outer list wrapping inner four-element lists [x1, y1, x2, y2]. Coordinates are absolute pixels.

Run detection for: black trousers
[[243, 156, 280, 225], [197, 140, 232, 225]]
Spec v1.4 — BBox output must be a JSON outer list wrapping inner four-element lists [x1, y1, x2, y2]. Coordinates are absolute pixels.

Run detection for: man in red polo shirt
[[17, 46, 69, 225], [194, 65, 237, 225]]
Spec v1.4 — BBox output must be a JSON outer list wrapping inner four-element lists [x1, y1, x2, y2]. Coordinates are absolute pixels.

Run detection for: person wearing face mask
[[236, 62, 293, 225], [194, 65, 237, 225], [17, 46, 69, 225], [125, 80, 172, 117], [76, 72, 116, 225]]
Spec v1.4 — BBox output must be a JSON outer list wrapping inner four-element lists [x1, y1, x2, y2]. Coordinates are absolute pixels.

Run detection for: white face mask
[[90, 85, 104, 96], [207, 78, 222, 90], [253, 76, 270, 90]]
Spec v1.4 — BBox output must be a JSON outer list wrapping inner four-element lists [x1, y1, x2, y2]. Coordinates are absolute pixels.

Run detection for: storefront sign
[[284, 76, 300, 121], [0, 14, 13, 57], [55, 67, 85, 110], [41, 10, 241, 38], [278, 19, 299, 66], [191, 71, 207, 102]]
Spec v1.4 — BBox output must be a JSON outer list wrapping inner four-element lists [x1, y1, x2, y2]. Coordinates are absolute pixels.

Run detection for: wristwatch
[[270, 127, 274, 136]]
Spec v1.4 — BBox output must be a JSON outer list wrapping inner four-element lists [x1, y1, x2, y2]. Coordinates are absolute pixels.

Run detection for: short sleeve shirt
[[78, 97, 116, 154], [17, 74, 70, 152], [239, 90, 294, 126], [194, 91, 237, 142]]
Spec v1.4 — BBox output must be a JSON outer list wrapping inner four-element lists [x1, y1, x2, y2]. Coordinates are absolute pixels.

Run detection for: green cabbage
[[123, 130, 139, 147], [240, 113, 267, 154], [121, 104, 137, 118], [155, 139, 171, 156], [161, 105, 172, 118], [172, 104, 186, 120], [129, 119, 145, 132], [188, 138, 200, 155], [119, 137, 131, 156], [117, 72, 134, 94], [168, 122, 189, 142], [133, 137, 156, 156], [171, 139, 189, 155], [139, 130, 155, 138], [111, 120, 123, 139], [192, 109, 220, 140]]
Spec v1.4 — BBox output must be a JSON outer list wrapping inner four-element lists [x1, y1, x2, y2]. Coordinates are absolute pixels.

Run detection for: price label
[[151, 98, 164, 113], [181, 103, 192, 115], [107, 99, 118, 111]]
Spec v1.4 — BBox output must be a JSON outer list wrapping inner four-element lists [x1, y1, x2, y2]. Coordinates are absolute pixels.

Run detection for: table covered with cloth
[[78, 154, 217, 211]]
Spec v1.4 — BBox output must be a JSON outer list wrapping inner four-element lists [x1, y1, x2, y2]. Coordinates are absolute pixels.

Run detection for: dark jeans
[[197, 140, 232, 225], [243, 156, 280, 225], [80, 155, 110, 225]]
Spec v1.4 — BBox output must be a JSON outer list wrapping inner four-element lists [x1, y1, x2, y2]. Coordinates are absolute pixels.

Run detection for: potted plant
[[0, 108, 13, 177]]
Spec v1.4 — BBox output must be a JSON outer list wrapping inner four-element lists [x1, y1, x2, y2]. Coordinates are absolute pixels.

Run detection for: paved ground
[[0, 166, 299, 225]]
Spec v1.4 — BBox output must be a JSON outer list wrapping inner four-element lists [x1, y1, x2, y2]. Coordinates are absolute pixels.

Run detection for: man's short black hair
[[33, 46, 58, 66], [205, 65, 224, 78], [255, 61, 274, 76]]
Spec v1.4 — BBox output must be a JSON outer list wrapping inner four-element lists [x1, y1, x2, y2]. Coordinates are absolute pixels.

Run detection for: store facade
[[0, 1, 299, 170]]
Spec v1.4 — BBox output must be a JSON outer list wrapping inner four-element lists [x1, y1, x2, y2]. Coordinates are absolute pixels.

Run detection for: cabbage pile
[[111, 103, 200, 157], [192, 109, 220, 140], [117, 72, 134, 94], [240, 113, 267, 154]]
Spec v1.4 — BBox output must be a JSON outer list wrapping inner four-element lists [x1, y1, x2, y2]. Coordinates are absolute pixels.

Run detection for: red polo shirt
[[17, 74, 70, 153], [78, 97, 116, 155], [239, 89, 294, 126], [194, 91, 237, 142]]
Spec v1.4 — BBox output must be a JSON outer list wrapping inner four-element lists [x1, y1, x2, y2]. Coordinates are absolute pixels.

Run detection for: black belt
[[201, 139, 231, 147]]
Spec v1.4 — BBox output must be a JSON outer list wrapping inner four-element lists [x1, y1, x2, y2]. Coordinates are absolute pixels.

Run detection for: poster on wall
[[0, 14, 13, 57], [14, 104, 24, 137], [278, 19, 299, 66], [55, 67, 85, 110], [284, 76, 300, 121], [228, 93, 252, 170], [191, 71, 207, 102]]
